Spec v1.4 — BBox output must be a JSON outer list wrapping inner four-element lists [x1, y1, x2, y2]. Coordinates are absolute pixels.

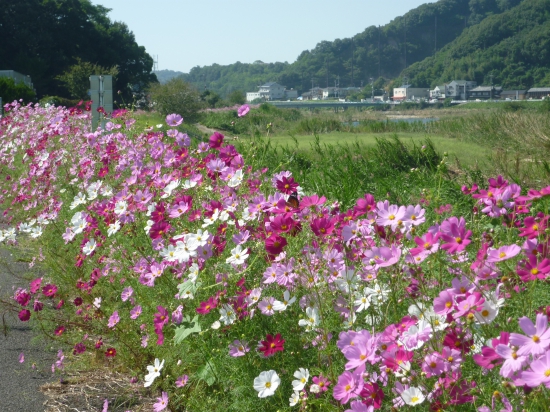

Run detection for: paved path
[[0, 246, 56, 412]]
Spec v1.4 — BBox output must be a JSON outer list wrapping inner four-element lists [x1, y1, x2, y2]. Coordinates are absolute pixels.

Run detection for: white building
[[393, 85, 430, 101], [246, 82, 297, 102], [430, 85, 446, 99]]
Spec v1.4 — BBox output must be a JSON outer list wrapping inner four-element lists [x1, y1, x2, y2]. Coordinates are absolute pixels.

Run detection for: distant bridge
[[266, 101, 386, 109]]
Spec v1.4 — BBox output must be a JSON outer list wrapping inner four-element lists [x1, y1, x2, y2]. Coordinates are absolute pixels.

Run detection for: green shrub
[[39, 96, 82, 108], [0, 77, 35, 104], [147, 78, 204, 122]]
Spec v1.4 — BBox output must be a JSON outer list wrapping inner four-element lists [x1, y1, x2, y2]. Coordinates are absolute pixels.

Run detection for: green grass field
[[258, 131, 492, 169]]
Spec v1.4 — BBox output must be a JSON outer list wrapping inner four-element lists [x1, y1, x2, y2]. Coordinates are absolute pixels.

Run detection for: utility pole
[[370, 77, 374, 101], [489, 74, 494, 100]]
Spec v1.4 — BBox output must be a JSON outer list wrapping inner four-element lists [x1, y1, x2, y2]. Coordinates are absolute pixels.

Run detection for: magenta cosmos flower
[[165, 113, 183, 127], [258, 333, 285, 357], [237, 104, 250, 117]]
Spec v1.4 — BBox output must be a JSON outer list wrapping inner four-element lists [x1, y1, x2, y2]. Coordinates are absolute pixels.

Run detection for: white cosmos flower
[[219, 304, 236, 325], [161, 179, 180, 198], [3, 227, 15, 241], [114, 200, 127, 215], [70, 192, 87, 209], [30, 226, 43, 238], [354, 288, 372, 312], [146, 202, 157, 216], [226, 245, 249, 265], [82, 239, 97, 255], [401, 386, 425, 406], [228, 169, 244, 187], [18, 222, 34, 233], [273, 290, 296, 312], [182, 179, 197, 189], [291, 368, 309, 391], [289, 391, 300, 406], [144, 358, 164, 387], [253, 370, 280, 398], [298, 307, 319, 330], [93, 297, 102, 308], [107, 221, 121, 237], [144, 219, 154, 234]]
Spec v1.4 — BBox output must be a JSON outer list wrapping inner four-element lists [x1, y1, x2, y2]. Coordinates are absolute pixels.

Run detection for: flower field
[[1, 100, 550, 411]]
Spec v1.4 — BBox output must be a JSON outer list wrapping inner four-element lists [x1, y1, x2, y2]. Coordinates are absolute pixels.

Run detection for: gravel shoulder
[[0, 246, 56, 411]]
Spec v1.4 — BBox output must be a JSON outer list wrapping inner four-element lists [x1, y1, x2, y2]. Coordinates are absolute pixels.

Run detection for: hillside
[[179, 0, 524, 96], [404, 0, 550, 88], [154, 69, 185, 84]]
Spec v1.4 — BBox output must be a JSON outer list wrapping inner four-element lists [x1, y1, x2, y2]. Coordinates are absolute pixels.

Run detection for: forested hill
[[404, 0, 550, 88], [0, 0, 156, 101], [179, 0, 524, 96]]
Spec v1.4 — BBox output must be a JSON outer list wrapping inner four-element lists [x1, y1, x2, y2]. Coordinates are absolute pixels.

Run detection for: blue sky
[[92, 0, 436, 73]]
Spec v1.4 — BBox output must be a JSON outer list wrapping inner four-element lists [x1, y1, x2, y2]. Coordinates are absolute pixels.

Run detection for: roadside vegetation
[[1, 99, 550, 412]]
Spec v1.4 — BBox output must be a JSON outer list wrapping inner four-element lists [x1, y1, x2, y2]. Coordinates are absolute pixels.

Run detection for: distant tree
[[0, 0, 156, 101], [227, 90, 245, 105], [147, 78, 204, 122], [56, 58, 119, 99], [201, 90, 222, 108], [0, 77, 36, 104]]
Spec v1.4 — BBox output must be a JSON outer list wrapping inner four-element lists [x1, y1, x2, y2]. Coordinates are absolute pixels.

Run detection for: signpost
[[89, 75, 114, 131]]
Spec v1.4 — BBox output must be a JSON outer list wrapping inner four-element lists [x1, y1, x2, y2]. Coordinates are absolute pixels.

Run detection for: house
[[499, 90, 527, 100], [430, 85, 446, 99], [445, 80, 477, 100], [0, 70, 34, 89], [467, 86, 502, 100], [527, 88, 550, 99], [393, 85, 430, 101], [246, 82, 296, 102], [301, 87, 323, 100], [322, 87, 339, 99]]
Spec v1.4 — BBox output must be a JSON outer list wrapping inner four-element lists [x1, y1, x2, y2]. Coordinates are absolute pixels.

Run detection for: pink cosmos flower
[[258, 297, 276, 316], [153, 391, 169, 411], [509, 314, 550, 356], [228, 340, 250, 357], [439, 217, 472, 254], [166, 113, 183, 127], [486, 244, 521, 262], [422, 352, 446, 377], [522, 350, 550, 388], [175, 375, 189, 387], [375, 201, 406, 229], [312, 374, 331, 393], [121, 286, 134, 302], [107, 311, 120, 328], [333, 371, 361, 404], [494, 344, 528, 378], [130, 305, 142, 319], [237, 104, 250, 117]]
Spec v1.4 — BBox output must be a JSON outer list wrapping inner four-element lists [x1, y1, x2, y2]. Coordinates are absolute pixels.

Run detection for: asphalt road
[[0, 246, 56, 412]]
